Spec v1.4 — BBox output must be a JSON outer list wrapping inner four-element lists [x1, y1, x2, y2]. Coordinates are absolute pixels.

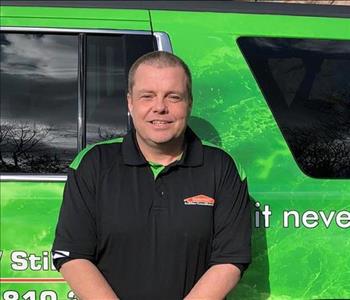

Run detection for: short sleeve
[[209, 154, 252, 271], [52, 153, 98, 270]]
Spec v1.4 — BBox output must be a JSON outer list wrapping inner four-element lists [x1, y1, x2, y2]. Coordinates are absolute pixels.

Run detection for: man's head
[[127, 51, 192, 152]]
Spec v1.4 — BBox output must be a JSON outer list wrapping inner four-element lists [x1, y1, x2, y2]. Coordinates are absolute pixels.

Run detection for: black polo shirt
[[52, 127, 251, 299]]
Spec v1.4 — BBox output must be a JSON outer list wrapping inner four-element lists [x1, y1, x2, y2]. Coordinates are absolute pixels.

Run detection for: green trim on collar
[[148, 161, 165, 179], [70, 137, 124, 170], [202, 140, 247, 181]]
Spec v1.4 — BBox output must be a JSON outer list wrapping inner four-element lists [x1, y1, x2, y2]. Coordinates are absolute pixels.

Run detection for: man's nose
[[152, 96, 168, 113]]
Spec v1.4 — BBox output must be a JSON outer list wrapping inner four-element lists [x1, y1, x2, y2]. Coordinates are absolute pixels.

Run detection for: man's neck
[[136, 134, 185, 166]]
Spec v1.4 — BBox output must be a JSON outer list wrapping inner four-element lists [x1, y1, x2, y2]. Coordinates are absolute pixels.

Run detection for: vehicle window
[[86, 34, 155, 144], [238, 37, 350, 179], [0, 32, 155, 174], [0, 33, 78, 173]]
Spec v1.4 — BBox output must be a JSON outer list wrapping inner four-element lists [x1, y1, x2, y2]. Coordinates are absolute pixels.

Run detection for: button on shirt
[[52, 127, 251, 299]]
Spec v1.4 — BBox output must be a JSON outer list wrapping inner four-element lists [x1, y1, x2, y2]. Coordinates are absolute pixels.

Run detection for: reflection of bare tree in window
[[284, 127, 350, 178], [285, 78, 350, 177], [97, 127, 120, 140], [0, 123, 11, 166], [0, 122, 63, 172], [9, 123, 49, 169]]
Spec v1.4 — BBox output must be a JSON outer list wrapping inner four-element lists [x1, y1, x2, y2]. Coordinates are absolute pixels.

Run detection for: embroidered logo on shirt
[[184, 195, 215, 206]]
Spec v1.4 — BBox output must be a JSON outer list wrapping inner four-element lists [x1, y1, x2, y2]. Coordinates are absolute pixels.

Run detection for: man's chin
[[149, 134, 183, 146], [150, 138, 175, 145]]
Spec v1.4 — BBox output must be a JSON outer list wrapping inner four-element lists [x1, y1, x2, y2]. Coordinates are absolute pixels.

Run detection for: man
[[52, 51, 251, 299]]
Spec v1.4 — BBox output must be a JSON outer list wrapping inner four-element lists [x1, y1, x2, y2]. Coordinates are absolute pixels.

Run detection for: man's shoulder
[[201, 140, 235, 163], [201, 141, 246, 182], [201, 140, 227, 155], [70, 137, 124, 171]]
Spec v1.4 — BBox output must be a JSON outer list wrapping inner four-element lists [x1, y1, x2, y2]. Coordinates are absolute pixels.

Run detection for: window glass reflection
[[86, 34, 127, 143], [86, 34, 155, 144], [238, 37, 350, 178], [0, 33, 78, 173]]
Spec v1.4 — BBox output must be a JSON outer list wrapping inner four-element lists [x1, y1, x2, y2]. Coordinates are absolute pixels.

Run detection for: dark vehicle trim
[[2, 1, 350, 18]]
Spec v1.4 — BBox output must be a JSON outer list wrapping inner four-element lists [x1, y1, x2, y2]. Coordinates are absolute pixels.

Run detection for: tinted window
[[0, 32, 155, 174], [86, 34, 155, 144], [0, 33, 78, 173], [238, 37, 350, 178]]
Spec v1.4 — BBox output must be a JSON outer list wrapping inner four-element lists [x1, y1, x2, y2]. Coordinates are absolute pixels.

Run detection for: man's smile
[[148, 119, 174, 128]]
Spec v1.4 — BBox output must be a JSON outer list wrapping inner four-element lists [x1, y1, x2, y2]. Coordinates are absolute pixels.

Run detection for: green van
[[1, 1, 349, 299]]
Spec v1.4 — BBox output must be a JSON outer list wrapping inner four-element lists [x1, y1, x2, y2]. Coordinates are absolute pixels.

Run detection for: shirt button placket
[[155, 177, 167, 209]]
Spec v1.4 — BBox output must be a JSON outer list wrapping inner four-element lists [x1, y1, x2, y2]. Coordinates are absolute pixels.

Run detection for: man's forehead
[[134, 88, 185, 95], [135, 63, 184, 73], [132, 64, 187, 85]]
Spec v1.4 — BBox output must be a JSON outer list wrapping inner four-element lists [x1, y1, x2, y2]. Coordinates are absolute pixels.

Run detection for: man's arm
[[184, 264, 240, 300], [53, 152, 117, 299], [60, 259, 119, 300]]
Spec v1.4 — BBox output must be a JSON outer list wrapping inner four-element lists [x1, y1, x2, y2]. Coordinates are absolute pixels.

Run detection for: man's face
[[127, 64, 191, 148]]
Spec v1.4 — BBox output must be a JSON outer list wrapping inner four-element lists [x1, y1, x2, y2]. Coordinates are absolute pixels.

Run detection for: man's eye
[[141, 94, 153, 100], [168, 95, 182, 102]]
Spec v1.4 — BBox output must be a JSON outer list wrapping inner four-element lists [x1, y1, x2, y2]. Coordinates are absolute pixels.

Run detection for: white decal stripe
[[52, 250, 70, 260], [53, 253, 66, 259], [54, 250, 70, 256]]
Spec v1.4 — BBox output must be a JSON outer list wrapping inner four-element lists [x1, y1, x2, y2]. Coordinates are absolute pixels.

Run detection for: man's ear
[[188, 99, 193, 114], [127, 92, 133, 117]]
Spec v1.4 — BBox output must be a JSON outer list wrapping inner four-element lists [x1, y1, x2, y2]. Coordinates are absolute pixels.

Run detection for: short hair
[[128, 51, 193, 102]]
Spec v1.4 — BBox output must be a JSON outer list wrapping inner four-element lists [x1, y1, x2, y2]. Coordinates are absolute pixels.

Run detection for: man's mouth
[[150, 120, 172, 125]]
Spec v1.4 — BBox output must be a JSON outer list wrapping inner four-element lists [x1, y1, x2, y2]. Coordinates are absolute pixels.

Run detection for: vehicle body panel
[[1, 6, 151, 30], [150, 10, 350, 299]]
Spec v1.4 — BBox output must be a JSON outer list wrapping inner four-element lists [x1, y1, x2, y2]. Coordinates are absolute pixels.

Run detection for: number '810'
[[2, 291, 57, 300]]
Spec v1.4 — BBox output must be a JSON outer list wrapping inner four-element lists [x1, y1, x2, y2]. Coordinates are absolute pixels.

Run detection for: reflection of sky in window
[[42, 125, 77, 150], [1, 33, 77, 78], [0, 33, 78, 126]]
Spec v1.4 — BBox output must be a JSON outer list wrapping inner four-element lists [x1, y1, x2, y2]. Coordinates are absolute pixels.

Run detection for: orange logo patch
[[184, 195, 215, 206]]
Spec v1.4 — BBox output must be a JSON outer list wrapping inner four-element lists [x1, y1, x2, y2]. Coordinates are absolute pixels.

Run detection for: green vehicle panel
[[150, 10, 350, 299], [1, 6, 151, 30]]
